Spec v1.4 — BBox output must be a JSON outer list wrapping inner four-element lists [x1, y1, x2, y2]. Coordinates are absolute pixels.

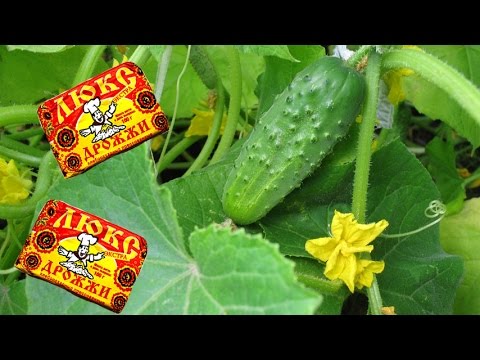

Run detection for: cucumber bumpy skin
[[222, 56, 366, 225]]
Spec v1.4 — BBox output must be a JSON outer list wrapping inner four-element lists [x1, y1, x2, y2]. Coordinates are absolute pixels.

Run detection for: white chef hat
[[83, 97, 101, 115], [78, 232, 98, 246]]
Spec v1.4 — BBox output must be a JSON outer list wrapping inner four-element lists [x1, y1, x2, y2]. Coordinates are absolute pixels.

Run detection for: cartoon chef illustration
[[79, 97, 126, 143], [58, 232, 105, 279]]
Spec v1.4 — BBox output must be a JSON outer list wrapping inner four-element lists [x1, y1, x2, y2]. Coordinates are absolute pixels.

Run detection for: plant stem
[[210, 46, 242, 164], [158, 46, 192, 173], [367, 278, 383, 315], [155, 45, 173, 101], [183, 89, 225, 176], [382, 49, 480, 141], [157, 136, 203, 173], [0, 219, 27, 284], [6, 127, 44, 140], [172, 119, 191, 128], [352, 52, 381, 222], [181, 151, 195, 162], [166, 162, 193, 169], [0, 105, 38, 128], [351, 51, 384, 315], [0, 152, 56, 219], [0, 267, 17, 275], [295, 272, 344, 294], [130, 46, 151, 68], [0, 144, 42, 167], [72, 45, 106, 86], [347, 45, 375, 68], [1, 135, 46, 158], [463, 171, 480, 188], [0, 220, 12, 261]]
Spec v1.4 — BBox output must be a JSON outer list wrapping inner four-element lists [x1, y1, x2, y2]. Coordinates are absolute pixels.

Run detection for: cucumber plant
[[223, 56, 365, 225], [1, 45, 480, 315]]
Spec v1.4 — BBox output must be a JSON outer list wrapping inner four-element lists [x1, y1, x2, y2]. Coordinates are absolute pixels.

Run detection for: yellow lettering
[[103, 226, 124, 250], [68, 89, 83, 109], [123, 236, 140, 256], [74, 213, 90, 232], [116, 67, 136, 88], [79, 84, 96, 102], [95, 74, 120, 95], [54, 97, 73, 125], [53, 207, 75, 229], [85, 219, 102, 236]]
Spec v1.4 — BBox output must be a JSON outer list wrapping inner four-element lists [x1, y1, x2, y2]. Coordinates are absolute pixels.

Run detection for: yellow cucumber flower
[[0, 157, 33, 204], [185, 108, 228, 137], [354, 258, 385, 290], [383, 45, 423, 106], [305, 210, 388, 292], [381, 306, 396, 315], [151, 134, 165, 152], [383, 68, 414, 106]]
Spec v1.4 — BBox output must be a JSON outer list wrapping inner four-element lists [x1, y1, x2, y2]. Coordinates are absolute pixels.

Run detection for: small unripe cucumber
[[222, 56, 365, 225]]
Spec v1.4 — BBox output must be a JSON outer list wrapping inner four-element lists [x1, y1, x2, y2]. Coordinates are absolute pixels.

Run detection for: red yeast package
[[37, 62, 168, 178]]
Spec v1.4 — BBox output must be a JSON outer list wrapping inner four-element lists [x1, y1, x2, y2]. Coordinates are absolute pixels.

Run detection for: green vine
[[129, 45, 152, 68], [0, 144, 42, 167], [183, 88, 225, 176], [72, 45, 106, 86], [351, 51, 384, 315], [183, 47, 226, 176], [158, 46, 192, 173], [382, 48, 480, 133], [157, 136, 203, 173], [1, 135, 46, 158], [0, 105, 38, 128], [154, 45, 173, 101], [210, 46, 242, 164], [347, 45, 375, 68], [6, 127, 44, 141], [352, 52, 381, 222]]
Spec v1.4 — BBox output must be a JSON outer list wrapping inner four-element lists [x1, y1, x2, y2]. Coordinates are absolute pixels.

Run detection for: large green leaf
[[0, 45, 108, 106], [236, 45, 298, 62], [7, 45, 71, 53], [164, 141, 344, 313], [166, 140, 463, 314], [23, 144, 319, 314], [260, 142, 463, 313], [402, 46, 480, 148], [164, 140, 243, 238], [0, 281, 27, 314], [188, 225, 320, 314], [257, 45, 325, 117], [440, 198, 480, 314], [365, 141, 463, 314]]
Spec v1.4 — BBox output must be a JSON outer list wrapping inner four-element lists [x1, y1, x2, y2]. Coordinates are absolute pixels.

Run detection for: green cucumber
[[222, 56, 365, 225]]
